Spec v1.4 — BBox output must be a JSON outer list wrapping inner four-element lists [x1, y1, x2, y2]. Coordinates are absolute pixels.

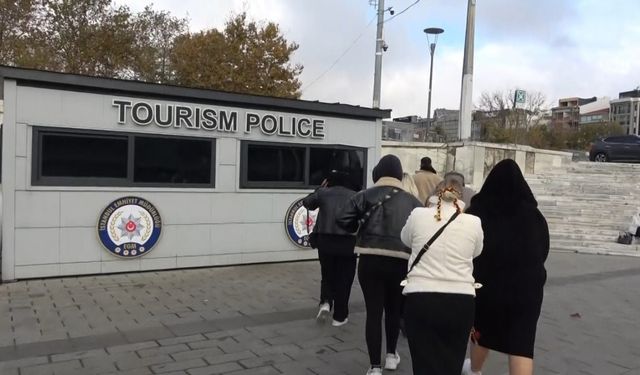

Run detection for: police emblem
[[284, 198, 319, 248], [97, 197, 162, 258]]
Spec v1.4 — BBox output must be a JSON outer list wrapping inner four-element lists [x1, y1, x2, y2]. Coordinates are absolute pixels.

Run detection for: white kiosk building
[[0, 66, 389, 281]]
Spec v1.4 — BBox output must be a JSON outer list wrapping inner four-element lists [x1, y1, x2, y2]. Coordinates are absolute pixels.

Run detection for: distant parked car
[[589, 135, 640, 162]]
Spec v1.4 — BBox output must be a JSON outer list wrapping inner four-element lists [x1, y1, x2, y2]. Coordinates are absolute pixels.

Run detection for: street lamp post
[[424, 27, 444, 140]]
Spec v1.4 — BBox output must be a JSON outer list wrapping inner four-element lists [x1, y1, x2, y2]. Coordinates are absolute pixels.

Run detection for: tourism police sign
[[285, 198, 318, 248], [97, 197, 162, 258], [112, 99, 326, 139]]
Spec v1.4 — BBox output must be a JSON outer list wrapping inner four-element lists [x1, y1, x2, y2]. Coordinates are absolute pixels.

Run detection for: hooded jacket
[[336, 177, 423, 259], [303, 185, 356, 236]]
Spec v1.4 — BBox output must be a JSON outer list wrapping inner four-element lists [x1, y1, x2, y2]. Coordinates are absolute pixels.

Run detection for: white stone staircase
[[526, 161, 640, 257]]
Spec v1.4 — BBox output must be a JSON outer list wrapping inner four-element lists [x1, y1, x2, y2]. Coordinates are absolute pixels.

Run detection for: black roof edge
[[0, 65, 391, 120]]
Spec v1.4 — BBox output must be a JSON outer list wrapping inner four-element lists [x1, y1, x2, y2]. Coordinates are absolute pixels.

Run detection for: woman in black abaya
[[463, 159, 549, 375]]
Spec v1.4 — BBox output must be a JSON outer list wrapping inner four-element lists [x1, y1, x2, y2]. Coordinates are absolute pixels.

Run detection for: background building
[[381, 111, 459, 142], [579, 97, 610, 125], [551, 97, 597, 128], [610, 89, 640, 135], [432, 108, 460, 142], [381, 115, 426, 141]]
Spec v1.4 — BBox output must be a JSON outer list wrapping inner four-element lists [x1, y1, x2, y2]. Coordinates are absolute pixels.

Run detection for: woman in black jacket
[[337, 155, 422, 375], [463, 159, 549, 375], [303, 170, 357, 326]]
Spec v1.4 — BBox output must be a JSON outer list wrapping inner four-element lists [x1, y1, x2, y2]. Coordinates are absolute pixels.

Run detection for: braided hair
[[434, 186, 462, 221]]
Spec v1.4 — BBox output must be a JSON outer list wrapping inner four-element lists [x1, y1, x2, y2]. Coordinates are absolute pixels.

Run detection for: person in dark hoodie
[[462, 159, 549, 375], [303, 170, 357, 327], [337, 154, 422, 375]]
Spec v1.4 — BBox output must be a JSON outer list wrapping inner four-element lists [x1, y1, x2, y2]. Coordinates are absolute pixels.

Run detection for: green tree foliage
[[0, 2, 303, 98], [172, 13, 303, 98], [131, 5, 188, 83], [42, 0, 136, 76], [0, 0, 47, 67]]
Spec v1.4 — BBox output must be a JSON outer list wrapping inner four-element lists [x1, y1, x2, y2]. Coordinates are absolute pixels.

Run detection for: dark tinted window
[[246, 144, 305, 183], [605, 136, 627, 143], [241, 141, 366, 189], [33, 128, 215, 187], [40, 133, 128, 178], [309, 148, 365, 190], [135, 137, 212, 184]]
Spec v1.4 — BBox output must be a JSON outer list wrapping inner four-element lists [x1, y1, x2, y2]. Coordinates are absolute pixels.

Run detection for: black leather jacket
[[336, 178, 423, 259], [303, 186, 356, 236]]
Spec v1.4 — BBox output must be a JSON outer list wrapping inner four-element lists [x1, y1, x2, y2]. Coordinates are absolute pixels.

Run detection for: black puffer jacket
[[303, 186, 356, 236], [336, 177, 422, 259]]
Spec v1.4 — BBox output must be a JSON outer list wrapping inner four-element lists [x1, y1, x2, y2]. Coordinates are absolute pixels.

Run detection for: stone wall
[[381, 141, 573, 189]]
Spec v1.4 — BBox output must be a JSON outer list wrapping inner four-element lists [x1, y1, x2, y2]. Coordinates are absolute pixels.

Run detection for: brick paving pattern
[[0, 252, 639, 374]]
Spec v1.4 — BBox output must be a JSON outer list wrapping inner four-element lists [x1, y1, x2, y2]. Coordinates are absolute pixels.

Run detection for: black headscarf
[[420, 157, 437, 174], [372, 154, 403, 183], [326, 169, 350, 187], [468, 159, 536, 214]]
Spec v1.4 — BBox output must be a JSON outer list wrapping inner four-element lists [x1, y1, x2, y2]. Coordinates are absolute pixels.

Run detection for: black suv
[[589, 135, 640, 162]]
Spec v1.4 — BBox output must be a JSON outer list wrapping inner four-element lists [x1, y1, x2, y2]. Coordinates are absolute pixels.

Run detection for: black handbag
[[617, 231, 633, 245]]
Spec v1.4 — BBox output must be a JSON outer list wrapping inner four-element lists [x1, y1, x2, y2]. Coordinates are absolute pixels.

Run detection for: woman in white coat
[[400, 178, 484, 374]]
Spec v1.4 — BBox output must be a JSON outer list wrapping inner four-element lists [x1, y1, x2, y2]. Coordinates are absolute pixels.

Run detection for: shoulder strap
[[357, 188, 400, 227], [407, 211, 460, 274]]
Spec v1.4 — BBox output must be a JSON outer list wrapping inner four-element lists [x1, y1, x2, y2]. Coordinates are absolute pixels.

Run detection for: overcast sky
[[116, 0, 640, 118]]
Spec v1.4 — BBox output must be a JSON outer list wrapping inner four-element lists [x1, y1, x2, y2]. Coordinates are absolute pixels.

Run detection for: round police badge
[[97, 196, 162, 258], [285, 198, 319, 248]]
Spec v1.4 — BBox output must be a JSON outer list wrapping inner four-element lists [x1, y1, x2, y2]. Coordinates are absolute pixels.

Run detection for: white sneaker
[[331, 318, 348, 327], [384, 352, 400, 370], [461, 358, 481, 375], [316, 303, 331, 322], [366, 367, 383, 375]]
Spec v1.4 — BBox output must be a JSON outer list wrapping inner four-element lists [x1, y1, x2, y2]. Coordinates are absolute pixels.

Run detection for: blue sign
[[97, 196, 162, 258], [284, 198, 318, 248]]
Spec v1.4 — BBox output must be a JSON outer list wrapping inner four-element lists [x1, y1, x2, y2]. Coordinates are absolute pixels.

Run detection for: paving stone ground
[[1, 251, 640, 374]]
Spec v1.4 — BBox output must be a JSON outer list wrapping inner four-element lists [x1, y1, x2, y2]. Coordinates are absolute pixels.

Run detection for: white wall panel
[[60, 227, 102, 263], [15, 192, 60, 228], [15, 228, 59, 265]]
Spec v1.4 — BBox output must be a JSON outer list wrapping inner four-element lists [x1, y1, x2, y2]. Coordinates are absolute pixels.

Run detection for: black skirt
[[404, 292, 475, 375], [474, 285, 543, 358]]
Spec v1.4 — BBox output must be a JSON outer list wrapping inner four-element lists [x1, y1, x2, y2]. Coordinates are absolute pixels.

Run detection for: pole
[[458, 0, 476, 140], [513, 94, 518, 144], [372, 0, 385, 108], [427, 43, 436, 124]]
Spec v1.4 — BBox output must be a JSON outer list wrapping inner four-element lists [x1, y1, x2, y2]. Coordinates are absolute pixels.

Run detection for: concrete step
[[550, 232, 620, 243], [544, 215, 628, 225], [551, 243, 640, 257], [551, 239, 640, 256], [549, 227, 620, 236], [540, 206, 637, 213]]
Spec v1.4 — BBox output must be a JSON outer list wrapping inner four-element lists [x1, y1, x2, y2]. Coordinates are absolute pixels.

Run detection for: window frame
[[32, 127, 216, 188], [240, 140, 367, 189]]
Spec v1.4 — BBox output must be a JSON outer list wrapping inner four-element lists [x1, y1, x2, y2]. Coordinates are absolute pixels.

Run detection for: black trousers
[[358, 254, 407, 366], [404, 292, 475, 375], [318, 250, 357, 322]]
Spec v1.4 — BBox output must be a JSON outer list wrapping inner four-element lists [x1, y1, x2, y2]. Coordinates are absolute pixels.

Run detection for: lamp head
[[423, 27, 444, 35]]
